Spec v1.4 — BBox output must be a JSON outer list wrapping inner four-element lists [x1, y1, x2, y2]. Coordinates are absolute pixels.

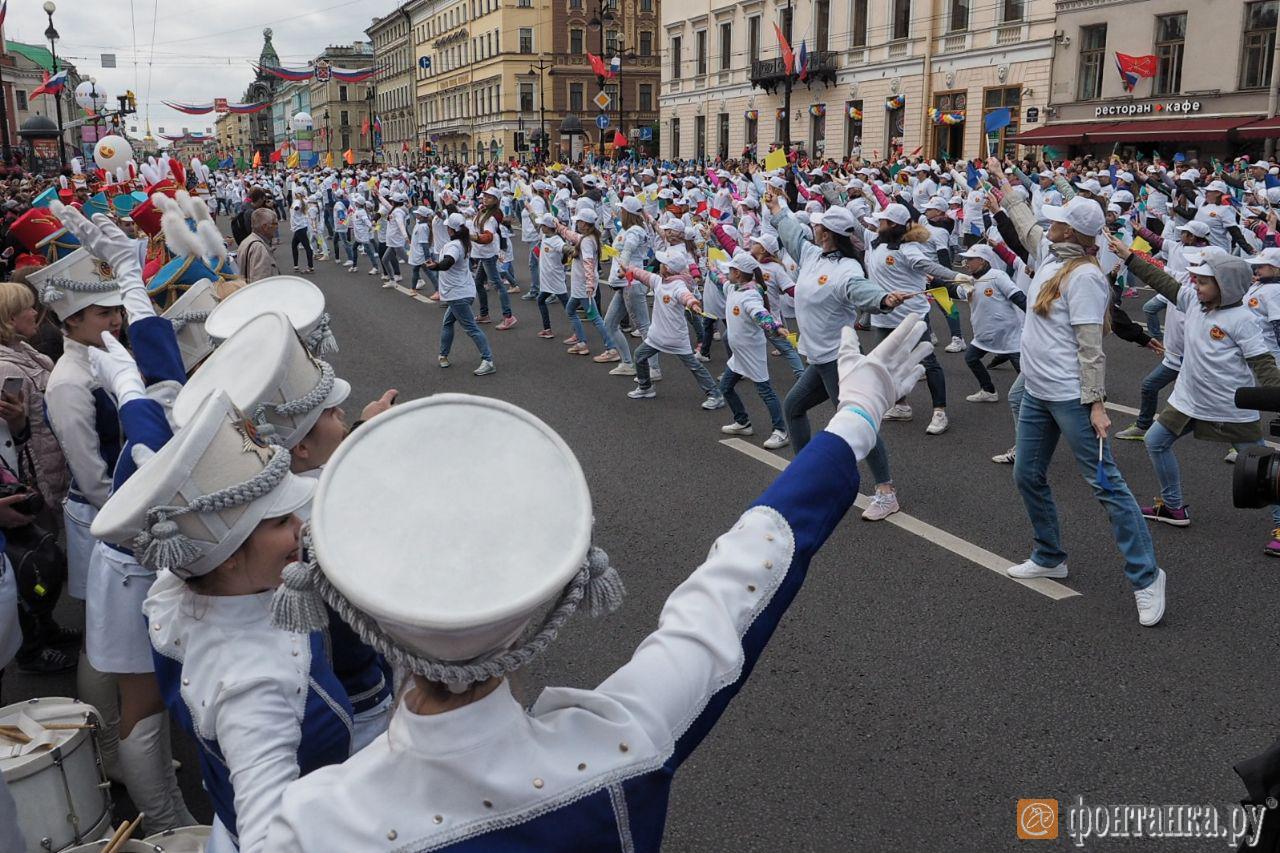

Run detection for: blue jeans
[[782, 360, 892, 484], [634, 342, 717, 396], [719, 368, 785, 431], [537, 292, 570, 329], [336, 231, 355, 264], [527, 247, 540, 296], [772, 329, 805, 378], [474, 256, 512, 318], [355, 240, 379, 271], [1013, 392, 1158, 590], [1142, 296, 1165, 340], [965, 344, 1020, 393], [381, 245, 407, 278], [1008, 373, 1025, 444], [565, 296, 616, 350], [1137, 363, 1179, 430], [1144, 421, 1280, 525], [440, 298, 492, 361]]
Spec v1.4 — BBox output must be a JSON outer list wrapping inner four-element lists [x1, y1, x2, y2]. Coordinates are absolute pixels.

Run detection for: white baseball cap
[[1206, 180, 1231, 194], [872, 203, 912, 227], [654, 247, 690, 274], [1246, 247, 1280, 267], [959, 244, 1000, 268], [811, 206, 859, 235], [750, 233, 779, 255], [621, 196, 643, 214], [1042, 196, 1105, 237], [1176, 221, 1211, 239]]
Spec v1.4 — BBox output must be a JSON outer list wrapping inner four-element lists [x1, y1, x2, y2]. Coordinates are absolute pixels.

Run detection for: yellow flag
[[763, 148, 788, 172], [514, 184, 524, 199], [600, 244, 620, 261], [707, 247, 730, 264], [324, 152, 334, 168], [286, 151, 300, 169], [1130, 235, 1153, 254], [548, 162, 564, 172], [785, 331, 799, 348], [926, 287, 954, 315]]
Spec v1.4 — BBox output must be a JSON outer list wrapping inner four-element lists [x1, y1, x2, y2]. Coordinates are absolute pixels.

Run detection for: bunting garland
[[885, 95, 905, 110], [808, 104, 826, 118], [847, 105, 863, 121], [162, 100, 272, 115], [253, 63, 379, 83], [929, 108, 966, 125]]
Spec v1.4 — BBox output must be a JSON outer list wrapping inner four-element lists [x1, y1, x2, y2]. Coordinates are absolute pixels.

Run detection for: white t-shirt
[[725, 285, 771, 382], [538, 235, 568, 295], [1245, 280, 1280, 366], [1193, 202, 1237, 252], [644, 274, 696, 354], [472, 214, 499, 259], [408, 222, 432, 265], [760, 260, 795, 320], [1019, 253, 1110, 402], [1168, 297, 1268, 422], [569, 234, 597, 299], [966, 268, 1024, 354], [289, 204, 309, 232], [436, 240, 476, 301], [385, 207, 409, 248]]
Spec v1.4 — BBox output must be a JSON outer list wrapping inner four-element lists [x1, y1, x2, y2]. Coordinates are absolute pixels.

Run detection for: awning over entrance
[[1236, 116, 1280, 139], [1010, 122, 1110, 146], [1013, 116, 1261, 145]]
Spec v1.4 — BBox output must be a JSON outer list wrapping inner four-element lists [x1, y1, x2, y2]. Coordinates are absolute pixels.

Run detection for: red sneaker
[[496, 316, 518, 331], [538, 329, 555, 339]]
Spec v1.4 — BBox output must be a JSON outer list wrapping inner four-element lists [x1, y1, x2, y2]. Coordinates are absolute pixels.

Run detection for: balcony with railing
[[749, 50, 837, 92]]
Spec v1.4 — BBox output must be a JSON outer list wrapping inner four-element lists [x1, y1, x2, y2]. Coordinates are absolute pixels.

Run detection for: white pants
[[63, 498, 98, 600], [86, 543, 156, 674]]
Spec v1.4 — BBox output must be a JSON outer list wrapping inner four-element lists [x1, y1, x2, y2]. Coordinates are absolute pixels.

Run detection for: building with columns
[[308, 41, 377, 164], [369, 4, 419, 165], [660, 0, 1054, 162]]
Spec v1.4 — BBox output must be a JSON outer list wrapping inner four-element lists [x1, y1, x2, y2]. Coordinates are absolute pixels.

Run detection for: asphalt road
[[5, 233, 1277, 852]]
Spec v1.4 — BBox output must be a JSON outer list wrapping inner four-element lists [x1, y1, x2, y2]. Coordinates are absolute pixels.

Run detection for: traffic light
[[515, 131, 526, 153], [424, 141, 434, 156]]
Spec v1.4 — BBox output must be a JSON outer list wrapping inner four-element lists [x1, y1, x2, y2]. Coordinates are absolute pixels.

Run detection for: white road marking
[[719, 438, 1081, 601], [1104, 401, 1280, 450]]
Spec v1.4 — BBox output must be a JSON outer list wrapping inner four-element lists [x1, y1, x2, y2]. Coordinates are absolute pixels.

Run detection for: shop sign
[[1094, 99, 1202, 118]]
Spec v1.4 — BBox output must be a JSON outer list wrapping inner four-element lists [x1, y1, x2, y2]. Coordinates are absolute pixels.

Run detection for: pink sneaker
[[537, 329, 555, 339], [1266, 529, 1280, 557], [496, 316, 518, 331], [1141, 500, 1190, 527]]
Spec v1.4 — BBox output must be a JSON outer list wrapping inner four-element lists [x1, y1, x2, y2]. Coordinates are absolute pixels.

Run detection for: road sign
[[638, 127, 653, 141], [592, 91, 611, 111], [595, 114, 611, 130], [418, 56, 432, 70]]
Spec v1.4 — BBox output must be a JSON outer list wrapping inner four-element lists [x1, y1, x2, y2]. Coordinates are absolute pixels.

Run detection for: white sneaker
[[884, 404, 913, 421], [651, 369, 663, 382], [926, 410, 949, 435], [609, 363, 637, 376], [966, 389, 999, 403], [991, 447, 1016, 464], [473, 359, 496, 376], [944, 336, 965, 353], [721, 421, 754, 435], [381, 281, 396, 289], [762, 430, 790, 449], [368, 268, 379, 276], [1134, 568, 1167, 627], [630, 329, 643, 338], [695, 352, 711, 362], [394, 275, 403, 282], [348, 267, 358, 274], [1225, 447, 1238, 464], [861, 490, 900, 522], [929, 332, 938, 345], [701, 395, 726, 411], [1006, 558, 1068, 579], [628, 386, 656, 399]]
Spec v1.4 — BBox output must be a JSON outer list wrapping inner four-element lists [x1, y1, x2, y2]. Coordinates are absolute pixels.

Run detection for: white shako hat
[[172, 312, 350, 448], [271, 395, 625, 687], [161, 277, 219, 372], [27, 248, 124, 320], [91, 391, 314, 578], [204, 275, 336, 356]]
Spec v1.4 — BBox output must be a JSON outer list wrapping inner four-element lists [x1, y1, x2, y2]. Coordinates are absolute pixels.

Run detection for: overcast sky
[[3, 0, 377, 142]]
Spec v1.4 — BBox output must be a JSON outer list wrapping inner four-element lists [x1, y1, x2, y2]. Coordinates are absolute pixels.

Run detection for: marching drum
[[64, 842, 158, 852], [1, 697, 112, 852], [143, 826, 212, 852]]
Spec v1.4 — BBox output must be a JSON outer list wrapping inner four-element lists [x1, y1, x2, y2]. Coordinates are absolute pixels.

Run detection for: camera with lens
[[1233, 387, 1280, 508], [0, 482, 44, 518]]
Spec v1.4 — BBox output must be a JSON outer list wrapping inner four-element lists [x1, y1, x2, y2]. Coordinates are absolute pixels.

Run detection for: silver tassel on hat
[[306, 313, 339, 356], [271, 551, 330, 635], [583, 546, 625, 617]]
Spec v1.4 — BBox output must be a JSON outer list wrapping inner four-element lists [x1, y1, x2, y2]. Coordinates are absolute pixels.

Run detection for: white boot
[[117, 712, 195, 833], [77, 657, 122, 782], [158, 714, 197, 827]]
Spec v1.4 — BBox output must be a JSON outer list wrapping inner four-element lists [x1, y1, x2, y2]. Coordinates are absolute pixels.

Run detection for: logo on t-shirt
[[1250, 297, 1261, 309], [817, 275, 829, 285], [885, 256, 897, 266], [762, 272, 771, 281], [1209, 211, 1218, 218], [984, 287, 995, 297], [732, 306, 741, 316], [1209, 325, 1227, 340], [662, 295, 671, 304]]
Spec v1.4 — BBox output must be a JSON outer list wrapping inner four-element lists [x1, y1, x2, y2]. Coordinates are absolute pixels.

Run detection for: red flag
[[773, 23, 794, 76], [269, 150, 282, 163], [361, 117, 370, 136], [612, 130, 628, 148], [402, 141, 410, 152], [587, 53, 616, 79], [1115, 53, 1157, 92]]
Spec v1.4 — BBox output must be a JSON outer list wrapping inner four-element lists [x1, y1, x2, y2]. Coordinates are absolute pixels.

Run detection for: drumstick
[[103, 813, 144, 853], [102, 820, 129, 851], [40, 722, 96, 730], [0, 725, 30, 743]]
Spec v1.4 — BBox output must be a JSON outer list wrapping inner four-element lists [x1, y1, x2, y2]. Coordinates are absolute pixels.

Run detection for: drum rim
[[0, 696, 95, 779]]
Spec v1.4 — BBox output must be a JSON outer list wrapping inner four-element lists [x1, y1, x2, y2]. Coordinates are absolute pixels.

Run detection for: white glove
[[50, 202, 152, 322], [952, 273, 973, 285], [956, 284, 974, 302], [87, 331, 146, 407], [824, 318, 931, 457]]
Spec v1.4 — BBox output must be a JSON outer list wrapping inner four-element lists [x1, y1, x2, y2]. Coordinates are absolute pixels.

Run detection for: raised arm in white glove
[[49, 202, 153, 323], [824, 316, 931, 458], [88, 331, 147, 408]]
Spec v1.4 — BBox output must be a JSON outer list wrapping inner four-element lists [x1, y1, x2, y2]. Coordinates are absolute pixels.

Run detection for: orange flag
[[343, 148, 355, 165], [251, 150, 261, 168]]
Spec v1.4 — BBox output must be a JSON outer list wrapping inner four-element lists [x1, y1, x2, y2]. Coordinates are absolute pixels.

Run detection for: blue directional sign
[[595, 114, 610, 130], [638, 127, 653, 141], [418, 56, 432, 69]]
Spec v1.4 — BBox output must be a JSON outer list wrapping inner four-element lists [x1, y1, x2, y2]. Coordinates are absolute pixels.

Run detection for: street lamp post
[[324, 109, 331, 165], [42, 1, 66, 169], [529, 58, 553, 164], [588, 0, 615, 160]]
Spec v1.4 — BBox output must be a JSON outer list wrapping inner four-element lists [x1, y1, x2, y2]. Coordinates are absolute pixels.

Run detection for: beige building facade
[[215, 111, 250, 159], [369, 4, 419, 164], [1025, 0, 1279, 157], [308, 42, 378, 164], [661, 0, 1055, 162]]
